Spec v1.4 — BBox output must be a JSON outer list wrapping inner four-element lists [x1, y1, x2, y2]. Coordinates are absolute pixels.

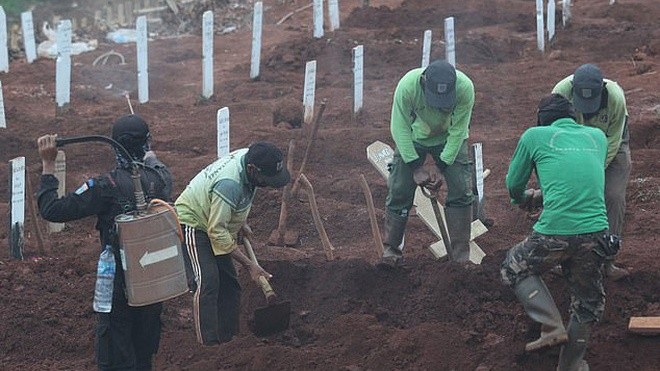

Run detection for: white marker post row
[[444, 17, 455, 67], [21, 11, 36, 64], [250, 2, 263, 80], [9, 157, 25, 260], [421, 30, 431, 69], [313, 0, 324, 39], [56, 20, 72, 108], [217, 107, 230, 159], [136, 16, 149, 103], [303, 60, 316, 124], [202, 11, 213, 99], [352, 45, 363, 115], [1, 6, 8, 73]]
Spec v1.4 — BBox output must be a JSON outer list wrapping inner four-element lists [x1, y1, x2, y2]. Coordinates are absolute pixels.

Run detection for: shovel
[[243, 237, 291, 335], [420, 186, 453, 261]]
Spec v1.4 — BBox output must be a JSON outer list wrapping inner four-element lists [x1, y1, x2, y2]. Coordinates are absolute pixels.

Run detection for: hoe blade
[[254, 300, 291, 336]]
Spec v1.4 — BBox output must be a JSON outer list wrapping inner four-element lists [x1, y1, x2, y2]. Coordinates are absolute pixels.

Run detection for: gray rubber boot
[[445, 206, 472, 263], [380, 210, 407, 267], [557, 316, 592, 371], [514, 275, 569, 352]]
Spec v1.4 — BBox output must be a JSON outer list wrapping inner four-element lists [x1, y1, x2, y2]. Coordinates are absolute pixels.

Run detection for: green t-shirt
[[390, 67, 474, 166], [552, 75, 628, 166], [506, 118, 609, 235]]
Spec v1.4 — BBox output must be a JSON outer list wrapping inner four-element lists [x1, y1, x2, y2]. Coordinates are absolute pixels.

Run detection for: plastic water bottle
[[93, 245, 116, 313]]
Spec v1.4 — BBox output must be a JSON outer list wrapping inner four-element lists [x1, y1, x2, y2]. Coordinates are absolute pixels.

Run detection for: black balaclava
[[111, 114, 151, 169], [537, 93, 577, 126]]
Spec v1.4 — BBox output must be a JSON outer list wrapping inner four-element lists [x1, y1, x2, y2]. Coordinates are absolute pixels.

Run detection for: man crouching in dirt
[[382, 59, 475, 267], [36, 115, 173, 370], [501, 94, 617, 371], [175, 141, 289, 345]]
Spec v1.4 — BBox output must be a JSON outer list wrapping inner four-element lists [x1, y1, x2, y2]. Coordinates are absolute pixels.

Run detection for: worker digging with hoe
[[175, 141, 290, 345], [381, 59, 476, 267], [552, 63, 632, 281], [501, 94, 619, 371]]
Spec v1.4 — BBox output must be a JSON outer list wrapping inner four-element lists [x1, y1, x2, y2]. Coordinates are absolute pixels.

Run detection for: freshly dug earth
[[0, 0, 658, 370]]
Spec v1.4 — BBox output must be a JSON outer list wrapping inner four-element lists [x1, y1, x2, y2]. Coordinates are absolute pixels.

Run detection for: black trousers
[[182, 225, 241, 345], [95, 285, 162, 371]]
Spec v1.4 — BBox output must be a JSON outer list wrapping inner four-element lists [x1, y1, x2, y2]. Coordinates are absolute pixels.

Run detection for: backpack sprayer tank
[[56, 136, 188, 306]]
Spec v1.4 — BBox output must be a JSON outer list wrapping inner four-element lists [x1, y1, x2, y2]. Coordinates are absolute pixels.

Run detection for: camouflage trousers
[[501, 230, 607, 323]]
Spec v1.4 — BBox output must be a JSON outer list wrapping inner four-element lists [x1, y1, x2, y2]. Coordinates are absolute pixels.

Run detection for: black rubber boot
[[557, 316, 592, 371], [514, 275, 568, 352], [379, 210, 407, 268], [445, 206, 472, 263]]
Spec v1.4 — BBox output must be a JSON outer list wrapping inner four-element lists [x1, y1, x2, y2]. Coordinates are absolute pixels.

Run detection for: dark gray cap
[[246, 141, 291, 188], [423, 60, 457, 111], [572, 64, 603, 114]]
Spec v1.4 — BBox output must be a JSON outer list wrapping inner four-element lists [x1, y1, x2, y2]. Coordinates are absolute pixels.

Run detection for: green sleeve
[[390, 80, 419, 164], [604, 83, 627, 166], [207, 193, 237, 255], [440, 75, 474, 165], [551, 75, 573, 98], [505, 131, 534, 204]]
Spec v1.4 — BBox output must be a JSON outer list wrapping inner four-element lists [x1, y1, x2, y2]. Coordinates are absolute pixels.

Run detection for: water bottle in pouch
[[93, 245, 116, 313]]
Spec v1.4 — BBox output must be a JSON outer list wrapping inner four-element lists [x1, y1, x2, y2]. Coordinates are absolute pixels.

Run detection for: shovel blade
[[254, 301, 291, 336]]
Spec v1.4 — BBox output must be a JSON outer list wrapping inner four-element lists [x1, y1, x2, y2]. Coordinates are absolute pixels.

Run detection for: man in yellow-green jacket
[[175, 142, 290, 345], [553, 64, 632, 280]]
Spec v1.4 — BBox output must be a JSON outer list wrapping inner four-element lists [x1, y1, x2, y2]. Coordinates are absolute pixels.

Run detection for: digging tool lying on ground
[[420, 186, 453, 261], [243, 237, 291, 336]]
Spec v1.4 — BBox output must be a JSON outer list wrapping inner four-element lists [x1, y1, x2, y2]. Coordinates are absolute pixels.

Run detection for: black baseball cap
[[423, 60, 457, 111], [572, 64, 604, 114], [111, 114, 150, 150], [246, 141, 290, 188], [537, 93, 576, 126]]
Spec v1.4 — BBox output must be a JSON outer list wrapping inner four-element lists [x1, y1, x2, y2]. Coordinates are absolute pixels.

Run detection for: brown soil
[[1, 0, 659, 370]]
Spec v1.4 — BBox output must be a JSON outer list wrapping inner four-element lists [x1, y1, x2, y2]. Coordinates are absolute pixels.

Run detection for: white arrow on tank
[[139, 245, 179, 267]]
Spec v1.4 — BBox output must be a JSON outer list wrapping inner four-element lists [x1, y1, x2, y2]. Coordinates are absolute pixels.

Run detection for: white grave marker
[[56, 20, 72, 108], [473, 143, 484, 203], [0, 81, 5, 128], [313, 0, 324, 39], [562, 0, 571, 27], [328, 0, 340, 32], [0, 6, 8, 73], [21, 11, 37, 64], [10, 156, 25, 259], [609, 0, 615, 5], [547, 0, 555, 42], [217, 107, 230, 158], [303, 60, 317, 124], [444, 17, 455, 67], [250, 2, 263, 80], [536, 0, 545, 52], [136, 16, 149, 103], [202, 11, 214, 98], [49, 151, 66, 233], [421, 30, 432, 68], [352, 45, 363, 114]]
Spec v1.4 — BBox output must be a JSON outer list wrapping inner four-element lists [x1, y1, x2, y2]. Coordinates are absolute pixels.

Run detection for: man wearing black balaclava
[[37, 114, 172, 371], [501, 94, 613, 371]]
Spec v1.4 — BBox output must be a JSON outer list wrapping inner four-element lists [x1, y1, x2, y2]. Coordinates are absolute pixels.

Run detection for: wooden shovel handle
[[244, 237, 277, 302]]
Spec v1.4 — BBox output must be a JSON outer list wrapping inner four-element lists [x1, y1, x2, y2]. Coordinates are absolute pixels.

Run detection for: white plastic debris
[[37, 22, 98, 59], [106, 29, 138, 43]]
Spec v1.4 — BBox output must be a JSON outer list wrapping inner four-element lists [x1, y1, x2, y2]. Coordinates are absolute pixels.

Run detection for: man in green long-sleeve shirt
[[382, 59, 475, 266], [501, 94, 611, 371], [552, 64, 632, 280], [175, 141, 290, 345]]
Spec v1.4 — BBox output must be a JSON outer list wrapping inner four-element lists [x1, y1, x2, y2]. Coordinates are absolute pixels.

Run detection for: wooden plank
[[629, 317, 660, 335], [366, 141, 487, 264]]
